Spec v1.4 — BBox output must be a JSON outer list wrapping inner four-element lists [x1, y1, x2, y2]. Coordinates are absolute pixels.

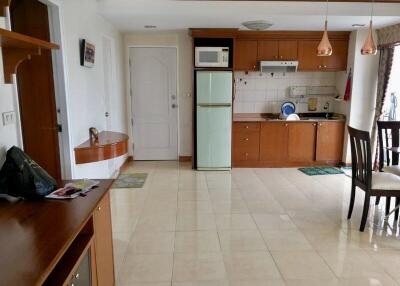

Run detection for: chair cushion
[[383, 165, 400, 176], [372, 172, 400, 190]]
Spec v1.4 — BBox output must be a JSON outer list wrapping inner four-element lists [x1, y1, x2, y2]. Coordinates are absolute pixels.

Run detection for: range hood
[[260, 61, 298, 73]]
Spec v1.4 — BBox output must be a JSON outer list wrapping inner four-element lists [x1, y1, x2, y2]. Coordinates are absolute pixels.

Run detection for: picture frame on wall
[[80, 39, 95, 68]]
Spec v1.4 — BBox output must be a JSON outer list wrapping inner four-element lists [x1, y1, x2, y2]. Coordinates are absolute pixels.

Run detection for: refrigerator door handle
[[198, 103, 232, 108]]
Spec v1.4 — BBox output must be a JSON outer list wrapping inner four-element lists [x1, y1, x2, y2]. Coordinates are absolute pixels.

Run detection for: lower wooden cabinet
[[233, 120, 345, 167], [93, 193, 115, 286], [316, 121, 345, 162], [259, 122, 288, 162], [287, 122, 317, 162]]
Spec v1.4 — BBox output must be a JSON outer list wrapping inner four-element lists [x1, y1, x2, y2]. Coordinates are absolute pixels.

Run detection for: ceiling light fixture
[[352, 24, 366, 27], [361, 0, 377, 55], [317, 0, 333, 57], [242, 20, 273, 31]]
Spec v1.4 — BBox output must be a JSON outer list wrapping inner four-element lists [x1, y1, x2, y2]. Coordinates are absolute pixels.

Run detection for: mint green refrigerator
[[196, 71, 232, 170]]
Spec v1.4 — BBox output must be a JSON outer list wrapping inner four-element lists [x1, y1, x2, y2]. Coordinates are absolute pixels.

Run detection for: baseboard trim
[[179, 156, 192, 162]]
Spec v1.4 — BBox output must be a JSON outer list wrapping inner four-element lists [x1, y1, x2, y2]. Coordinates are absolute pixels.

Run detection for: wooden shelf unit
[[0, 27, 60, 83], [74, 131, 129, 164]]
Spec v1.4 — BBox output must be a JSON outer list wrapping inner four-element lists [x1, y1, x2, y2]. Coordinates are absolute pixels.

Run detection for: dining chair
[[376, 121, 400, 218], [347, 126, 400, 231]]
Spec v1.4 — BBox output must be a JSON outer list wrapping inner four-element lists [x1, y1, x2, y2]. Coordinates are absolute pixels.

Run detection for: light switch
[[2, 111, 16, 126]]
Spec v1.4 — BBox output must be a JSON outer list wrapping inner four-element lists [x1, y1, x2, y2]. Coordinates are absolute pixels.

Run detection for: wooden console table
[[0, 180, 115, 286], [74, 131, 129, 164]]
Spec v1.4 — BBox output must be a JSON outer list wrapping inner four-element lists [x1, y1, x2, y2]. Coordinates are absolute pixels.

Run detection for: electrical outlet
[[2, 111, 16, 126]]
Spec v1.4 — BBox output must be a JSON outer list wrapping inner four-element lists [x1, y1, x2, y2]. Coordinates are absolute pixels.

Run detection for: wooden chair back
[[377, 121, 400, 170], [348, 126, 372, 190]]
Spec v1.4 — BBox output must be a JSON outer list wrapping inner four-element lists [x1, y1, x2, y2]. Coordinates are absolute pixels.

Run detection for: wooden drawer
[[233, 131, 260, 149], [233, 148, 260, 161], [233, 122, 260, 133]]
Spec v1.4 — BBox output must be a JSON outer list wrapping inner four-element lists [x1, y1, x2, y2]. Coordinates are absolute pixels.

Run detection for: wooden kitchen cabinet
[[233, 122, 260, 162], [297, 40, 321, 71], [258, 40, 298, 61], [316, 121, 345, 162], [298, 40, 348, 71], [234, 39, 258, 71], [93, 193, 115, 286], [287, 122, 317, 162], [322, 40, 348, 71], [260, 122, 288, 162]]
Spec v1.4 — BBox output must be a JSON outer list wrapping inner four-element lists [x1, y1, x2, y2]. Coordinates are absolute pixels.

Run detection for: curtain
[[372, 47, 395, 169], [377, 23, 400, 47]]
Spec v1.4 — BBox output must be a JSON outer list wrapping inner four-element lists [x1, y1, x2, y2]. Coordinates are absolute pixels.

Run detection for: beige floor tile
[[173, 280, 229, 286], [245, 200, 285, 214], [367, 248, 400, 279], [178, 201, 214, 214], [229, 280, 285, 286], [223, 251, 281, 280], [318, 249, 386, 278], [215, 214, 258, 230], [261, 229, 313, 251], [337, 274, 399, 286], [284, 279, 339, 286], [212, 200, 249, 214], [176, 214, 217, 231], [271, 250, 336, 280], [178, 191, 210, 201], [252, 214, 296, 230], [208, 189, 243, 201], [112, 216, 138, 233], [218, 230, 267, 252], [127, 231, 175, 254], [135, 214, 177, 232], [173, 252, 227, 282], [302, 228, 363, 251], [120, 254, 173, 283], [174, 231, 221, 253]]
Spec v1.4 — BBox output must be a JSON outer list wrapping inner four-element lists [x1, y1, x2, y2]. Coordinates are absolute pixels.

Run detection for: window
[[382, 45, 400, 121]]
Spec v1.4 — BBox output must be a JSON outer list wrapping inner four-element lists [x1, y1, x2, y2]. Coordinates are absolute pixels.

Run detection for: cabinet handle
[[280, 56, 283, 59], [253, 65, 256, 70], [245, 125, 249, 129], [285, 123, 288, 127], [318, 65, 322, 69], [75, 273, 80, 279], [245, 138, 249, 141], [97, 206, 101, 211], [313, 123, 317, 126], [319, 123, 323, 127], [324, 65, 327, 68]]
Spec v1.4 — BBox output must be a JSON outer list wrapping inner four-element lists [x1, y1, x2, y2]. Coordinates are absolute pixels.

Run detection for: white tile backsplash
[[234, 71, 337, 114]]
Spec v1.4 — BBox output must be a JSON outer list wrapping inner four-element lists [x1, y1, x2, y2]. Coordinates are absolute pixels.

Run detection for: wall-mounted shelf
[[0, 27, 60, 83], [74, 131, 129, 164]]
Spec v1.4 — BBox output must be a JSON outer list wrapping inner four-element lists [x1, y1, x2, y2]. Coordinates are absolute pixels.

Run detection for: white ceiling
[[97, 0, 400, 32]]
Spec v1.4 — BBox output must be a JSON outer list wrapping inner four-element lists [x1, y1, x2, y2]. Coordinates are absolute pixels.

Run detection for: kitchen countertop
[[233, 113, 346, 122]]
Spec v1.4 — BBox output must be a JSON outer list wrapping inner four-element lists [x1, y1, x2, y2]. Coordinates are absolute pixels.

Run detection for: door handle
[[105, 112, 110, 117], [172, 103, 178, 108]]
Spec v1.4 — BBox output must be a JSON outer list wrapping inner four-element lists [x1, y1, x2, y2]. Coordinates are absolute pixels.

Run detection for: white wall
[[60, 0, 127, 178], [124, 31, 193, 157], [0, 0, 127, 179], [335, 29, 379, 163]]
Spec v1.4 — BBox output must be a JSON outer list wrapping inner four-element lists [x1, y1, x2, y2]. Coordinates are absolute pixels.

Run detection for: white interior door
[[130, 47, 178, 160], [102, 36, 116, 175]]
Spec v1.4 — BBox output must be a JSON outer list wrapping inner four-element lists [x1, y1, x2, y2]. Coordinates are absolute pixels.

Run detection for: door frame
[[127, 46, 180, 160]]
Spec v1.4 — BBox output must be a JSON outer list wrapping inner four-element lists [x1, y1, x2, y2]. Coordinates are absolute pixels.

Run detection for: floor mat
[[298, 167, 344, 176], [112, 173, 148, 188]]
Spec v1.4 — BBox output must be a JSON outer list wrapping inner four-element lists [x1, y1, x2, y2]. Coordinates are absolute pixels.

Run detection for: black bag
[[0, 146, 57, 200]]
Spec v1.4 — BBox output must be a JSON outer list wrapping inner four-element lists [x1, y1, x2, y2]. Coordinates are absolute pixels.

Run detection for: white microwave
[[195, 47, 229, 68]]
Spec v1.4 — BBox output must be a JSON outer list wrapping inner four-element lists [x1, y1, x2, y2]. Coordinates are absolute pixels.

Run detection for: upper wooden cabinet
[[258, 40, 298, 61], [298, 40, 348, 71], [234, 39, 258, 71]]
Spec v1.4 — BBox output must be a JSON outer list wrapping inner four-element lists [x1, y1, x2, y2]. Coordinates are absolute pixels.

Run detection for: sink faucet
[[324, 102, 330, 118]]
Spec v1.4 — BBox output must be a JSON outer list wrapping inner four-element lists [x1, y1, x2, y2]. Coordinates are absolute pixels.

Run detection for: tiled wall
[[234, 71, 337, 114]]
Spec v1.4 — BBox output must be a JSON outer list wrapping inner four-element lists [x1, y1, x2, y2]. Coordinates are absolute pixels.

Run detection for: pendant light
[[361, 0, 377, 55], [317, 0, 333, 56]]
